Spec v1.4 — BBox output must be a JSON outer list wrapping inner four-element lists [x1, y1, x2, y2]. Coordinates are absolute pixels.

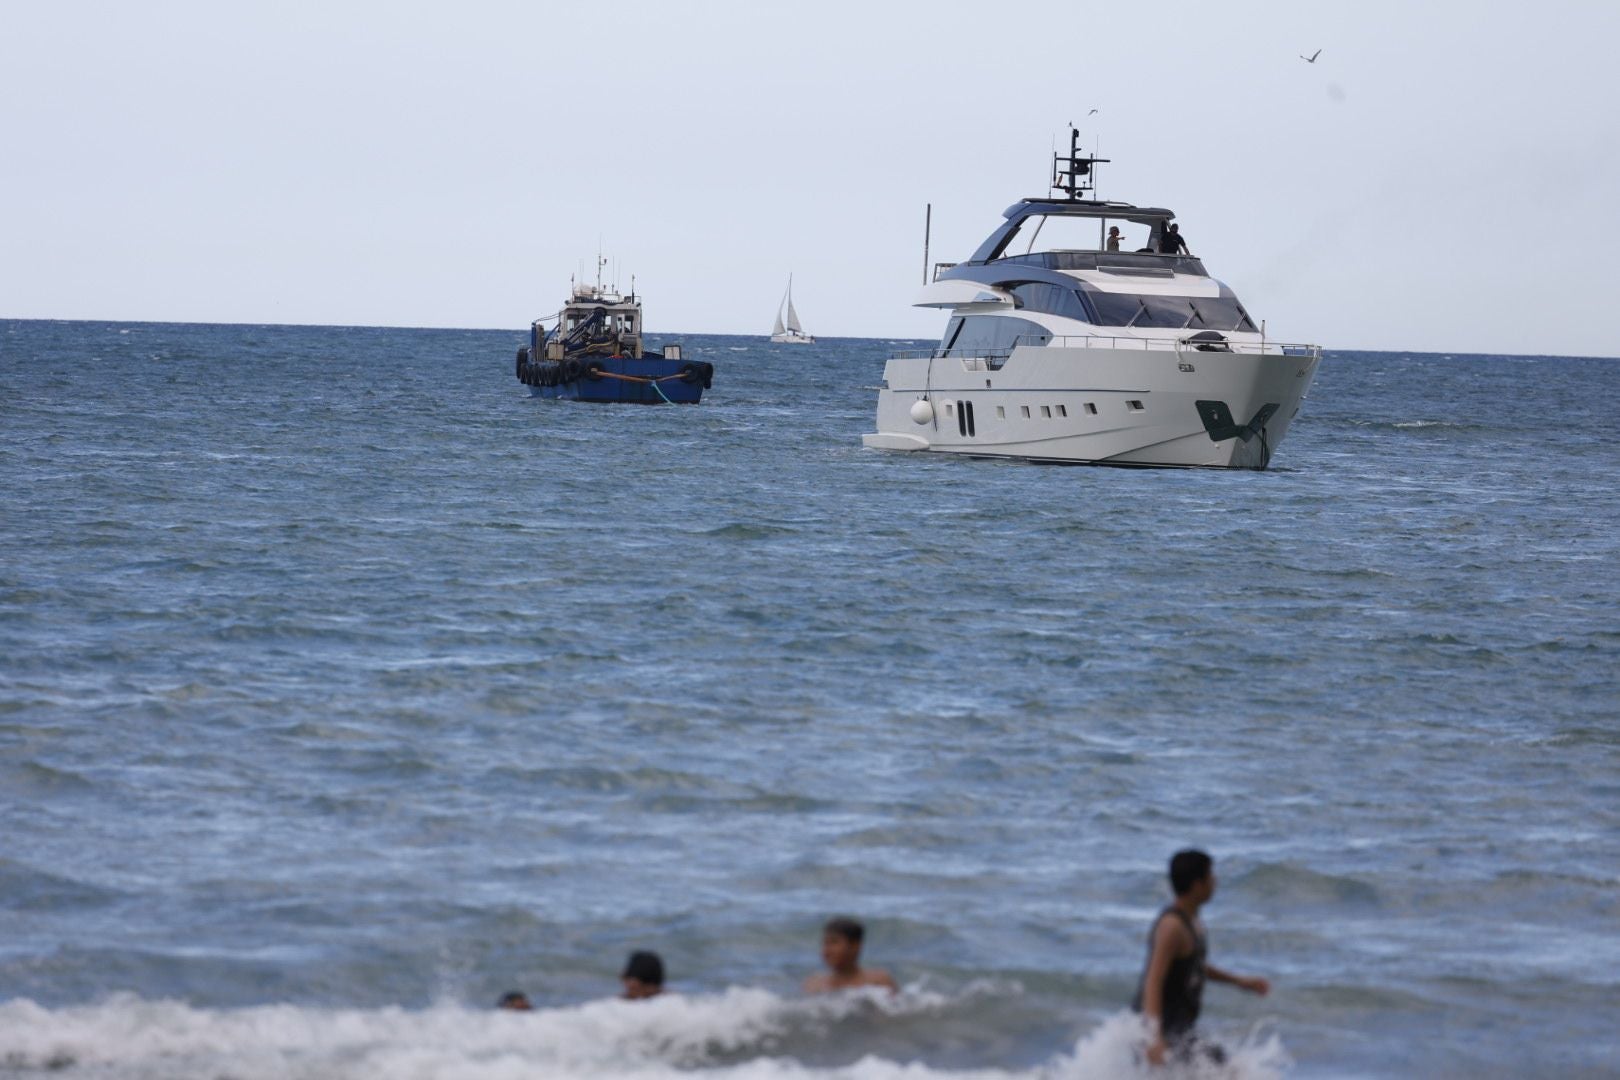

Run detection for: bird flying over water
[[1088, 108, 1099, 115], [1300, 49, 1322, 63]]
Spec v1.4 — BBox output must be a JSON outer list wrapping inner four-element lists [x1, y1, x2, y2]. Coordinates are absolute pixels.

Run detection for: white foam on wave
[[0, 990, 1289, 1080]]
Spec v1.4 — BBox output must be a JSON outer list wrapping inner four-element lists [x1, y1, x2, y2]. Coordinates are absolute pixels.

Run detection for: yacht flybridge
[[862, 132, 1321, 468]]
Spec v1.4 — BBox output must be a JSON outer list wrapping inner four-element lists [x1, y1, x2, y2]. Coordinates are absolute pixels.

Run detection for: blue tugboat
[[514, 263, 712, 403]]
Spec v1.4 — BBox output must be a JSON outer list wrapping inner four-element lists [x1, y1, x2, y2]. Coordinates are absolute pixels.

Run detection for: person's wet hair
[[824, 916, 865, 944], [1169, 849, 1213, 896], [622, 950, 664, 986], [496, 990, 532, 1010]]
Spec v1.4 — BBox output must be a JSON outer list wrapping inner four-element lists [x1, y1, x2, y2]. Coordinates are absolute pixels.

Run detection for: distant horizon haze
[[3, 1, 1617, 358]]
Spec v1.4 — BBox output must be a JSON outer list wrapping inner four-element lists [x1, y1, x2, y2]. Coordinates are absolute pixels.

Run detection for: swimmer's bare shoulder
[[863, 967, 898, 993], [804, 968, 898, 994]]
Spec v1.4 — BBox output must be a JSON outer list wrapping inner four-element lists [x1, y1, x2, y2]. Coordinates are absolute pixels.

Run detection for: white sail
[[770, 275, 813, 342]]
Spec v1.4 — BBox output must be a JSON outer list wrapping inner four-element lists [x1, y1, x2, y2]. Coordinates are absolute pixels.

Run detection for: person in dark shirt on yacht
[[1157, 223, 1190, 255], [1132, 849, 1268, 1066]]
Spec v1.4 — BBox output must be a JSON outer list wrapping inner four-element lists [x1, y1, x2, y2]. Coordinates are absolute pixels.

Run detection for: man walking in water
[[1133, 850, 1269, 1065]]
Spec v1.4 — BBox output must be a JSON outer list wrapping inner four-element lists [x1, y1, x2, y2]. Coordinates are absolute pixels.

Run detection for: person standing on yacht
[[1106, 226, 1124, 251], [1132, 849, 1269, 1066], [1158, 223, 1190, 255]]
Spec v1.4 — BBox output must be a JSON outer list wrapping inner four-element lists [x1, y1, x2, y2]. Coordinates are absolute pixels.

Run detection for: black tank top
[[1131, 907, 1207, 1038]]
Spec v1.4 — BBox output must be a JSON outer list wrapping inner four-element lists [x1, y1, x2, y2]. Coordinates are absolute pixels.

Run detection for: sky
[[3, 0, 1618, 356]]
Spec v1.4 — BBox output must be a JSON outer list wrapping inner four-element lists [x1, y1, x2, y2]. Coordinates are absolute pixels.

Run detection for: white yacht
[[863, 133, 1321, 469], [770, 275, 815, 344]]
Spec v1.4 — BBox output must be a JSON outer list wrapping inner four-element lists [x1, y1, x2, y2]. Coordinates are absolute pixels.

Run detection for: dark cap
[[621, 950, 664, 986]]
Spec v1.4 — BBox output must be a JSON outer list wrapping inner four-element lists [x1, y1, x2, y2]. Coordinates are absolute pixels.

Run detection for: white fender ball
[[909, 399, 934, 425]]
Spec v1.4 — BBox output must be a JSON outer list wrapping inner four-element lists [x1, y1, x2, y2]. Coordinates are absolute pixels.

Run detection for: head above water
[[496, 990, 532, 1011], [821, 916, 866, 973], [621, 950, 665, 998], [1169, 849, 1215, 898]]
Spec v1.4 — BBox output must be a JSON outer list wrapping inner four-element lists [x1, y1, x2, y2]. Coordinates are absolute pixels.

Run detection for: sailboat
[[770, 275, 815, 344]]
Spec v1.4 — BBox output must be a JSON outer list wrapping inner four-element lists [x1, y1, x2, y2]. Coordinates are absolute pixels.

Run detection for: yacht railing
[[889, 336, 1320, 362]]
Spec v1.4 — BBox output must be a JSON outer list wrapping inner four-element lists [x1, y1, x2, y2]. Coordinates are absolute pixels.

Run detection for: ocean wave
[[1231, 863, 1382, 908], [0, 992, 1288, 1080]]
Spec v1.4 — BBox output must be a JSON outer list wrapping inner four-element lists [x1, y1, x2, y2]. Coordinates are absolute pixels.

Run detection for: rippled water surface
[[2, 320, 1618, 1079]]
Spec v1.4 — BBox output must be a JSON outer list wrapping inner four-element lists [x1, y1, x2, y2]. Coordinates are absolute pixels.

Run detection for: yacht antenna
[[1052, 126, 1108, 201], [922, 203, 932, 285]]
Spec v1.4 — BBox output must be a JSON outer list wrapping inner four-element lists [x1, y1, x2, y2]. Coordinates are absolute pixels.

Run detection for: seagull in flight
[[1300, 48, 1322, 63], [1088, 108, 1099, 115]]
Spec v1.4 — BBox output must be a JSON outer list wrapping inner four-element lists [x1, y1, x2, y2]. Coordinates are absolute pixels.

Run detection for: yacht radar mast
[[1051, 127, 1109, 201]]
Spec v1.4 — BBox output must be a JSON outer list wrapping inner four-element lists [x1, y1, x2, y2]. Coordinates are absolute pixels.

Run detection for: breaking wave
[[0, 990, 1289, 1080]]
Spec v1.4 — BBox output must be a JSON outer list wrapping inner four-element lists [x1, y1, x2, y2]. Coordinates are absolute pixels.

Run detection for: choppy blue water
[[2, 319, 1618, 1079]]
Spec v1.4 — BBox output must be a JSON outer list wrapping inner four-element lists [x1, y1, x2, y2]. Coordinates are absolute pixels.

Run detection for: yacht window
[[944, 315, 1050, 357], [1085, 402, 1098, 415], [996, 406, 1006, 418], [1081, 289, 1257, 332], [1041, 405, 1052, 418], [1057, 404, 1068, 417], [1191, 297, 1256, 332], [1021, 405, 1031, 418], [1009, 282, 1091, 322]]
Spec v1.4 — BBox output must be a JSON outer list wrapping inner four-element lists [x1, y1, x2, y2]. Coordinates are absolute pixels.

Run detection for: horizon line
[[4, 315, 1616, 362]]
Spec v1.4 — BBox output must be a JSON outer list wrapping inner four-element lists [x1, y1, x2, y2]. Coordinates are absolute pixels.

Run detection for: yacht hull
[[862, 344, 1320, 469]]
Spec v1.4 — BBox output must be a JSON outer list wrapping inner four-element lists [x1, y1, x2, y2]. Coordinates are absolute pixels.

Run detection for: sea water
[[1, 320, 1617, 1079]]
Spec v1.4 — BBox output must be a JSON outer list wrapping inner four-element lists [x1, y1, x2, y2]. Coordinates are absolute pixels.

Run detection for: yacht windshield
[[1084, 291, 1256, 332]]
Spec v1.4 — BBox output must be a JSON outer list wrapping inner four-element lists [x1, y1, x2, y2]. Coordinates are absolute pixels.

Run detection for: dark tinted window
[[1010, 283, 1091, 322], [945, 315, 1050, 356], [1079, 289, 1256, 332]]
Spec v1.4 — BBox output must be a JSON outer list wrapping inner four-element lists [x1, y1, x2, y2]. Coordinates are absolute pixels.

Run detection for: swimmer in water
[[621, 950, 665, 999], [1132, 849, 1269, 1066], [496, 990, 532, 1011], [803, 916, 898, 994]]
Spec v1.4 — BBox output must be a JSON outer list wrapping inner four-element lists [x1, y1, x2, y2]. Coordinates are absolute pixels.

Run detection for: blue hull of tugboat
[[517, 355, 712, 404]]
